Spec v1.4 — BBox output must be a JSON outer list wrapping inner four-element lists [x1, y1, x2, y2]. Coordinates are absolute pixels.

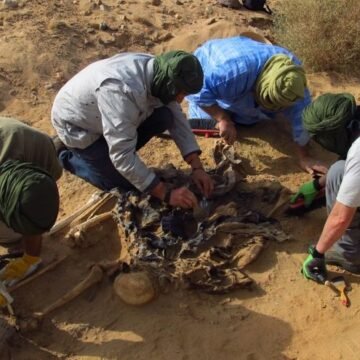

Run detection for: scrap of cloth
[[151, 50, 204, 105], [186, 36, 311, 146], [303, 93, 357, 157], [114, 144, 290, 294], [0, 160, 59, 235], [255, 54, 306, 111]]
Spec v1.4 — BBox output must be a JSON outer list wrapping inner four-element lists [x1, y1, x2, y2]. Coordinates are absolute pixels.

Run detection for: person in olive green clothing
[[0, 117, 61, 306]]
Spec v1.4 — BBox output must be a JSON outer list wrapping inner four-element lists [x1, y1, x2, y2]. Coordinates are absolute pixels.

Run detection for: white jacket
[[51, 53, 200, 192]]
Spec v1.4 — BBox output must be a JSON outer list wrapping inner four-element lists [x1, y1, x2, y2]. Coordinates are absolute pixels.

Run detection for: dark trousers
[[59, 107, 173, 191]]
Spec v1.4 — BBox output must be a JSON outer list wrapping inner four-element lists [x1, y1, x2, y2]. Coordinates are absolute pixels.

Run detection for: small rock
[[174, 13, 181, 20], [98, 34, 116, 45], [144, 39, 153, 47], [9, 89, 17, 96], [206, 17, 216, 25], [83, 9, 92, 16], [158, 32, 173, 42], [152, 0, 161, 5], [204, 5, 214, 16], [99, 21, 108, 31], [175, 0, 183, 4], [55, 72, 63, 81], [44, 83, 54, 90], [119, 14, 127, 21], [3, 0, 18, 8], [217, 0, 241, 9]]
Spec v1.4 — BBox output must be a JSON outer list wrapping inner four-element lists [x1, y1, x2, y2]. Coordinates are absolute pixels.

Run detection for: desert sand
[[1, 0, 360, 359]]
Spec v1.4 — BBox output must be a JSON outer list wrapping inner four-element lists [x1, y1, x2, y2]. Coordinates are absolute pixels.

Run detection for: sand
[[1, 0, 360, 359]]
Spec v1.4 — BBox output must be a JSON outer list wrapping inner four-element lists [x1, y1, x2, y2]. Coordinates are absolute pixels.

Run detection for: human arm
[[315, 201, 356, 254], [283, 88, 328, 175], [184, 152, 214, 198], [166, 102, 214, 198], [200, 104, 237, 145], [96, 80, 160, 193], [297, 143, 328, 176], [97, 82, 198, 208], [302, 201, 356, 283]]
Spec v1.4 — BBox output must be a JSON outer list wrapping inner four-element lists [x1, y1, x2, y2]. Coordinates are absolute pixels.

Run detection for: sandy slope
[[1, 0, 360, 359]]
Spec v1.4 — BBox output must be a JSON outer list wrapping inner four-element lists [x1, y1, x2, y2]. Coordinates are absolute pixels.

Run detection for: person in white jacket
[[52, 51, 213, 209]]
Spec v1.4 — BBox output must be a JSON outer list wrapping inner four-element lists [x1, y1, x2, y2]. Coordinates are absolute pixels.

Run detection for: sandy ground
[[1, 0, 360, 359]]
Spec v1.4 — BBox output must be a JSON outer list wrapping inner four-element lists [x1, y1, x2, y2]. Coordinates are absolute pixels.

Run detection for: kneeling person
[[51, 51, 213, 208], [0, 117, 61, 298], [295, 94, 360, 279]]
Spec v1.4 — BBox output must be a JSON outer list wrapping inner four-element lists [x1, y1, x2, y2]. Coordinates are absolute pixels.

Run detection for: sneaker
[[51, 135, 67, 155], [325, 249, 360, 274], [188, 118, 218, 130]]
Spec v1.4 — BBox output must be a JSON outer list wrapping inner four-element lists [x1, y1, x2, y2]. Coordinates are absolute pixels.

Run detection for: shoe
[[325, 249, 360, 274], [51, 135, 67, 155], [188, 118, 218, 130]]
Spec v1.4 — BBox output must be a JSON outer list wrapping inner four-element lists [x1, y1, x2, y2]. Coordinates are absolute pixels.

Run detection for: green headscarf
[[0, 160, 59, 235], [151, 50, 204, 104], [303, 93, 357, 157], [255, 54, 307, 111]]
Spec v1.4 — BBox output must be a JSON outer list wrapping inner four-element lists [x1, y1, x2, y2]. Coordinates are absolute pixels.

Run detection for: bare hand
[[218, 119, 237, 145], [191, 169, 214, 198], [299, 157, 328, 176], [169, 187, 198, 209]]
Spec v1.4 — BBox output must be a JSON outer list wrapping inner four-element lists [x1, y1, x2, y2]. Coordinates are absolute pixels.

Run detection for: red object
[[192, 129, 220, 138]]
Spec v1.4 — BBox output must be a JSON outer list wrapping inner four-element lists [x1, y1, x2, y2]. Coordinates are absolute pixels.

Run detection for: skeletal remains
[[5, 142, 291, 332]]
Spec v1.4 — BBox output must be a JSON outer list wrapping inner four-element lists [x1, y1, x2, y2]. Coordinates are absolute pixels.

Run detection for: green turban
[[303, 93, 357, 157], [0, 160, 59, 236], [255, 54, 307, 111], [151, 50, 204, 104]]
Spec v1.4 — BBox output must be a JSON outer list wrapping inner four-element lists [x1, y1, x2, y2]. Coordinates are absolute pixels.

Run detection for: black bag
[[242, 0, 272, 14]]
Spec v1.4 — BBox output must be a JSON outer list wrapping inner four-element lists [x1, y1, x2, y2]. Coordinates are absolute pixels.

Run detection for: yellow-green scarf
[[255, 54, 307, 111]]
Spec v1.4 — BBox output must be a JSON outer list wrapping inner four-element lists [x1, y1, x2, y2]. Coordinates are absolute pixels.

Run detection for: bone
[[46, 191, 104, 237], [65, 211, 114, 248], [216, 222, 290, 242], [34, 265, 104, 319], [69, 192, 114, 228], [266, 188, 292, 218], [9, 255, 68, 293]]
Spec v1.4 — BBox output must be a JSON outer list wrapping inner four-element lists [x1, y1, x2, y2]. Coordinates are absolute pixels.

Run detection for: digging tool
[[192, 128, 220, 138], [330, 276, 351, 307]]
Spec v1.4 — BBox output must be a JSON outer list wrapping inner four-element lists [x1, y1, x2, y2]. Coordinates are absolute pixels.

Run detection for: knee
[[154, 107, 174, 131]]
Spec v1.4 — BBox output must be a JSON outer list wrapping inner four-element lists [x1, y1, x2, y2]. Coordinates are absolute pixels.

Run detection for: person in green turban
[[52, 50, 214, 210], [290, 93, 360, 280], [186, 35, 327, 175], [0, 117, 61, 307]]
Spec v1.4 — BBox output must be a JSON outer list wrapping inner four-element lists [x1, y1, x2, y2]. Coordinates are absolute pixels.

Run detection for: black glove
[[302, 245, 327, 283]]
